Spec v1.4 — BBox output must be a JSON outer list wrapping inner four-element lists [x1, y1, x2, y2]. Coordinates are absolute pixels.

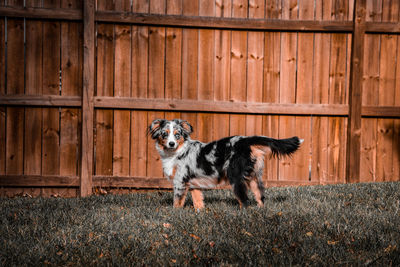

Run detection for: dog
[[148, 119, 303, 210]]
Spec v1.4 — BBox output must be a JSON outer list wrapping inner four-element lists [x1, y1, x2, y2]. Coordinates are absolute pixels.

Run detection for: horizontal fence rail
[[0, 6, 399, 33]]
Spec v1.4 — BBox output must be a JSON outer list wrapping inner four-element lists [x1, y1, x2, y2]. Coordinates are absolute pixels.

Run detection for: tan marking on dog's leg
[[249, 179, 264, 207], [173, 187, 189, 208], [191, 189, 204, 210]]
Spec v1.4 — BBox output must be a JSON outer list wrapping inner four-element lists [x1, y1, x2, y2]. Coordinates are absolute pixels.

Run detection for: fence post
[[346, 0, 366, 183], [80, 0, 95, 196]]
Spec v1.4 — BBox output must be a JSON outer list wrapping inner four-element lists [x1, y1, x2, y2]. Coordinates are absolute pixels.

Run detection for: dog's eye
[[161, 132, 168, 139], [174, 133, 181, 139]]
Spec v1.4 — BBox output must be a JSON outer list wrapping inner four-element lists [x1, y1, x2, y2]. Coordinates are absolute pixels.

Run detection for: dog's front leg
[[191, 189, 204, 211], [173, 182, 188, 208]]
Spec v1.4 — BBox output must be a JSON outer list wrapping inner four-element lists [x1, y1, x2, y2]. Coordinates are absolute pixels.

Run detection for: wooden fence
[[0, 0, 399, 197]]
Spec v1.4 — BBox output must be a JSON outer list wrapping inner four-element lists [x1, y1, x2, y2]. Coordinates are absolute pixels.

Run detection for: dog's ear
[[176, 120, 193, 137], [148, 119, 165, 139]]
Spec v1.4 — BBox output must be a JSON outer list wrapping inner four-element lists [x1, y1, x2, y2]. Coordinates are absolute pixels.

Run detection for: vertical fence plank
[[246, 0, 264, 138], [263, 1, 281, 183], [182, 0, 198, 100], [295, 0, 314, 182], [278, 1, 297, 180], [197, 0, 214, 143], [95, 23, 114, 177], [42, 18, 61, 176], [165, 0, 182, 99], [131, 24, 148, 177], [6, 17, 24, 176], [60, 15, 82, 177], [312, 0, 330, 183], [81, 0, 95, 196], [213, 0, 231, 141], [114, 22, 131, 177], [230, 0, 247, 136], [376, 34, 396, 181], [24, 1, 43, 176]]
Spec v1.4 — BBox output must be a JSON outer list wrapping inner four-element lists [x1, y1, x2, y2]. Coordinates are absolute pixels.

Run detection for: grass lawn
[[1, 182, 400, 266]]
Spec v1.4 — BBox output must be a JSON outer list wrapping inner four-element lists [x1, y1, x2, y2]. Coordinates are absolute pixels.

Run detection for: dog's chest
[[162, 157, 177, 178]]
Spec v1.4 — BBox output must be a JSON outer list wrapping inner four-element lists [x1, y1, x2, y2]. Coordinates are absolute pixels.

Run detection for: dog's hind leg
[[232, 181, 249, 209], [249, 178, 265, 207]]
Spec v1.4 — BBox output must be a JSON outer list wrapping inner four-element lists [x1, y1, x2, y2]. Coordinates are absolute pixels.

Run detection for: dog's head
[[148, 119, 193, 151]]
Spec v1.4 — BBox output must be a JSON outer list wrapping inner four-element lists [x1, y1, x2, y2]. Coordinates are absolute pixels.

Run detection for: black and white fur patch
[[148, 119, 303, 210]]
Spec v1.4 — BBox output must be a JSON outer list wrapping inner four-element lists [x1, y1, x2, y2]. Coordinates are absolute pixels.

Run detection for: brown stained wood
[[147, 111, 164, 178], [197, 113, 214, 143], [113, 111, 130, 176], [0, 108, 4, 175], [60, 21, 81, 177], [198, 29, 214, 100], [278, 116, 296, 180], [95, 110, 113, 175], [59, 108, 80, 176], [213, 0, 231, 139], [378, 35, 396, 107], [246, 29, 263, 137], [0, 95, 81, 106], [130, 111, 147, 177], [295, 27, 313, 182], [375, 33, 397, 181], [0, 6, 82, 20], [42, 21, 61, 176], [167, 0, 182, 15], [393, 119, 400, 181], [0, 18, 4, 95], [133, 0, 149, 13], [81, 0, 95, 196], [24, 109, 42, 175], [93, 176, 172, 188], [0, 175, 80, 187], [165, 0, 182, 100], [165, 27, 182, 99], [24, 18, 42, 176], [94, 11, 352, 32], [148, 27, 165, 99], [329, 117, 347, 183], [113, 24, 131, 177], [6, 19, 24, 95], [279, 33, 296, 104], [376, 119, 394, 181], [61, 22, 82, 97], [95, 22, 114, 177], [94, 96, 350, 115], [131, 26, 149, 98], [360, 118, 377, 182], [6, 108, 24, 175], [182, 28, 198, 100]]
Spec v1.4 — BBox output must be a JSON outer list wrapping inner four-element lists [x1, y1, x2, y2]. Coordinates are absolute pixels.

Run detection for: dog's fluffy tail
[[247, 136, 303, 158]]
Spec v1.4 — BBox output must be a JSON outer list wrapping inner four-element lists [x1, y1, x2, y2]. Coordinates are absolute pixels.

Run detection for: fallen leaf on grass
[[327, 240, 338, 245], [190, 234, 201, 241], [242, 230, 253, 237], [171, 259, 176, 263], [209, 241, 215, 247], [306, 232, 313, 237], [163, 223, 172, 229]]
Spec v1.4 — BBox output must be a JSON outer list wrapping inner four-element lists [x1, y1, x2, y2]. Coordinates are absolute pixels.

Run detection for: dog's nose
[[168, 141, 175, 147]]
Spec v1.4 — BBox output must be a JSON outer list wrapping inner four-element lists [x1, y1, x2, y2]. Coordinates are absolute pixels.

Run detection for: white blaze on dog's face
[[148, 119, 193, 152]]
